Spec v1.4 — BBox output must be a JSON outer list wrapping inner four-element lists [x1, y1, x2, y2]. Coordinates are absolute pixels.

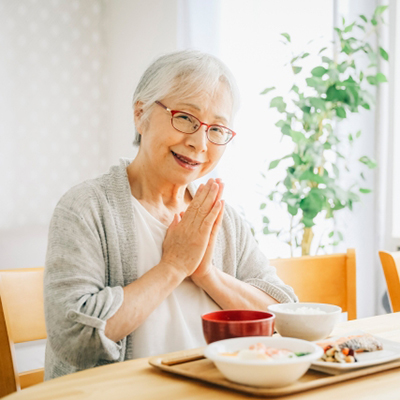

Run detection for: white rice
[[279, 306, 327, 315]]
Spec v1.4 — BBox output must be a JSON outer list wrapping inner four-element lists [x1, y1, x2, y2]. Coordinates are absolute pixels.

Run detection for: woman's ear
[[134, 101, 145, 134]]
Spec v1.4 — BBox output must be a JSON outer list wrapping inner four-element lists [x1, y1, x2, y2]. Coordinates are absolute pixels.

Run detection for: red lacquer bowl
[[202, 310, 275, 344]]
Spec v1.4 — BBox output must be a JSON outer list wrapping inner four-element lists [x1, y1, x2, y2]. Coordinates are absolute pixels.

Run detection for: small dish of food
[[268, 302, 342, 341], [311, 330, 400, 373], [204, 336, 323, 388]]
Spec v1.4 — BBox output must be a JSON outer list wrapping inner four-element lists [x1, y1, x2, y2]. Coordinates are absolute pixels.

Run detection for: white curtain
[[376, 0, 399, 313]]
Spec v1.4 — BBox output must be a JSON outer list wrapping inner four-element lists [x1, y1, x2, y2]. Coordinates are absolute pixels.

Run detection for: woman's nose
[[186, 125, 208, 151]]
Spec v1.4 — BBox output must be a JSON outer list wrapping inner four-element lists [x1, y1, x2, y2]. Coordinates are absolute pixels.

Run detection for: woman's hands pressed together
[[161, 178, 224, 280]]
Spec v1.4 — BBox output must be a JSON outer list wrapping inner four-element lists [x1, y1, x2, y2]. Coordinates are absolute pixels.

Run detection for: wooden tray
[[149, 348, 400, 398]]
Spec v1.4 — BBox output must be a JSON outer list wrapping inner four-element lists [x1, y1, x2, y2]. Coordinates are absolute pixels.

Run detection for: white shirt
[[130, 195, 221, 359]]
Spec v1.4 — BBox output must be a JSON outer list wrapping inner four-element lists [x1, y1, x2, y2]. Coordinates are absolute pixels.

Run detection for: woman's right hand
[[161, 179, 222, 277]]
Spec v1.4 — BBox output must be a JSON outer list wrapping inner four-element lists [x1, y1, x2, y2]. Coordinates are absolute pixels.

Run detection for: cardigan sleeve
[[227, 206, 298, 304], [44, 202, 124, 370]]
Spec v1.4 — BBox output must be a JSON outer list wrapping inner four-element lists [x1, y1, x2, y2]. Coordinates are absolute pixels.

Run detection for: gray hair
[[132, 49, 240, 145]]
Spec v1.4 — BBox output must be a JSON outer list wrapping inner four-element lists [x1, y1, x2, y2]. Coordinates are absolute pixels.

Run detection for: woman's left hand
[[190, 179, 225, 285]]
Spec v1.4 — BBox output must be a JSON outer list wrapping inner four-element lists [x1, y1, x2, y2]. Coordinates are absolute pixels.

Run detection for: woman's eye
[[176, 113, 193, 122], [210, 126, 224, 134]]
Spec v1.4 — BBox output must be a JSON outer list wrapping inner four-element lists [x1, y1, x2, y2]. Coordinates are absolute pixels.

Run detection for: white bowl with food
[[268, 302, 342, 341], [204, 336, 323, 388]]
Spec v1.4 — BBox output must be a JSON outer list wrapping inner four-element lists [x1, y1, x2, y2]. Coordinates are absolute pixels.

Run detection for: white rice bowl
[[268, 303, 342, 341]]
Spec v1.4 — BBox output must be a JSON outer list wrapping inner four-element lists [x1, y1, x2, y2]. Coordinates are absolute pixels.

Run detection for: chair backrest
[[270, 248, 357, 320], [378, 251, 400, 313], [0, 268, 46, 397]]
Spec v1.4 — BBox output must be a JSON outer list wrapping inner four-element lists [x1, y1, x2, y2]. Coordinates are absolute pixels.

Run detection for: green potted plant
[[260, 6, 388, 256]]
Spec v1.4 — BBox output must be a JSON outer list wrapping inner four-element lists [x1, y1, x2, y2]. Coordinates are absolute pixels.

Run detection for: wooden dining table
[[4, 312, 400, 400]]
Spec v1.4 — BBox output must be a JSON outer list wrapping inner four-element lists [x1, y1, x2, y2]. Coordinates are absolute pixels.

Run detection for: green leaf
[[302, 217, 315, 228], [290, 131, 306, 144], [292, 153, 302, 165], [336, 107, 346, 118], [360, 71, 364, 81], [301, 190, 325, 219], [284, 175, 292, 190], [356, 130, 361, 138], [323, 142, 332, 150], [367, 75, 378, 85], [281, 124, 292, 135], [359, 15, 367, 23], [371, 18, 378, 26], [333, 163, 340, 177], [360, 188, 372, 193], [359, 156, 377, 169], [260, 86, 276, 95], [287, 205, 298, 216], [292, 66, 302, 74], [275, 120, 286, 128], [260, 203, 266, 210], [269, 159, 281, 170], [263, 216, 270, 223], [360, 172, 365, 180], [379, 47, 389, 61], [338, 62, 348, 73], [376, 72, 388, 83], [311, 66, 327, 77], [318, 47, 328, 55], [291, 85, 299, 93], [348, 133, 353, 142], [374, 5, 388, 16], [344, 22, 355, 33], [328, 231, 334, 238], [281, 33, 291, 42], [309, 97, 326, 111], [270, 96, 287, 112], [326, 85, 350, 103], [362, 103, 370, 110], [301, 52, 310, 58], [299, 170, 326, 184]]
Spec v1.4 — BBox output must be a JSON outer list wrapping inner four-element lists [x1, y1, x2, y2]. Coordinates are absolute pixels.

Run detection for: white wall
[[334, 0, 384, 317], [103, 0, 180, 165], [0, 0, 108, 231], [0, 0, 181, 270]]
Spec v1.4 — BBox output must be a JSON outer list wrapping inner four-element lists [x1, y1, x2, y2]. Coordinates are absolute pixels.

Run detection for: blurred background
[[0, 0, 398, 326]]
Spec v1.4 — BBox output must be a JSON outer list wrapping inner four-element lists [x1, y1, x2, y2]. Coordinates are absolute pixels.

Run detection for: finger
[[197, 182, 219, 217], [168, 214, 179, 230], [201, 199, 222, 233], [209, 200, 225, 242], [215, 200, 225, 227], [187, 179, 213, 215], [215, 181, 224, 205], [185, 180, 217, 224]]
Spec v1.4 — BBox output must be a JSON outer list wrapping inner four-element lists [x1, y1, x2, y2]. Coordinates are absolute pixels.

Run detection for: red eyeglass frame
[[155, 101, 236, 145]]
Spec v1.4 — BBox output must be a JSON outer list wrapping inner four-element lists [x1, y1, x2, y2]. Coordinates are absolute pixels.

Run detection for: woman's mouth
[[171, 151, 201, 170]]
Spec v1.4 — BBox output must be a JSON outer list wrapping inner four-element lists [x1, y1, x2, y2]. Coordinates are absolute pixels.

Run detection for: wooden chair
[[378, 251, 400, 313], [270, 249, 357, 320], [0, 268, 46, 398]]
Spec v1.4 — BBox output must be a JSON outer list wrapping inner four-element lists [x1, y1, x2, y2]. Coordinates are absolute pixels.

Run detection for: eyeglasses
[[155, 101, 236, 145]]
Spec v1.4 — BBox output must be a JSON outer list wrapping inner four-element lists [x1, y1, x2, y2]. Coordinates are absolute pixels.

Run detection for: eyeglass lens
[[172, 112, 233, 144]]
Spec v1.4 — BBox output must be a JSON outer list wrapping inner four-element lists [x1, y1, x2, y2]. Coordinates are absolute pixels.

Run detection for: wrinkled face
[[134, 82, 233, 186]]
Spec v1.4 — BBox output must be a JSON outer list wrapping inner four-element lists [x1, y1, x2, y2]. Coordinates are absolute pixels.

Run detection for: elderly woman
[[44, 50, 297, 380]]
